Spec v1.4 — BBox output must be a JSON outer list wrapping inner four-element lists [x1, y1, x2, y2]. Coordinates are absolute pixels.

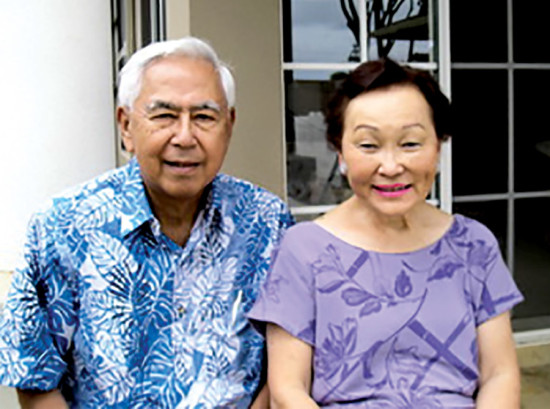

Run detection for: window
[[111, 0, 166, 164], [282, 0, 450, 219], [450, 0, 550, 331]]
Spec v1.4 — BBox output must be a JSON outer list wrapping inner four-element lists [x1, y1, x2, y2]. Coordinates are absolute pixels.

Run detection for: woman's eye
[[360, 143, 377, 150]]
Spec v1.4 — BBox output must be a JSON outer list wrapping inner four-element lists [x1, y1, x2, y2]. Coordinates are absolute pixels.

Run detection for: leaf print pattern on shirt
[[0, 158, 293, 408]]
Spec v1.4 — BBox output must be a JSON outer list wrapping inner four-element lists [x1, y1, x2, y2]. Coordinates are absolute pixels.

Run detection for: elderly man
[[0, 37, 292, 408]]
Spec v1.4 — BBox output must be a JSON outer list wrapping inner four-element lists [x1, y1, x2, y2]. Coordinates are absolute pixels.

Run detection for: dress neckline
[[306, 214, 460, 256]]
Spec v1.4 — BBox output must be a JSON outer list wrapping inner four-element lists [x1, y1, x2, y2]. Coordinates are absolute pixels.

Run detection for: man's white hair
[[117, 37, 235, 109]]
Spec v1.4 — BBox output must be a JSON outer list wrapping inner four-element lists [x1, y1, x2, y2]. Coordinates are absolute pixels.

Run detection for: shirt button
[[177, 306, 186, 317]]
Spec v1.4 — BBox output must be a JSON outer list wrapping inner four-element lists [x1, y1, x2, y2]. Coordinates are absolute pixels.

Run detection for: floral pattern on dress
[[249, 216, 523, 408]]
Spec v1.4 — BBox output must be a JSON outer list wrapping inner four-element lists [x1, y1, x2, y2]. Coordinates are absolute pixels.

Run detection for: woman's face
[[339, 84, 440, 219]]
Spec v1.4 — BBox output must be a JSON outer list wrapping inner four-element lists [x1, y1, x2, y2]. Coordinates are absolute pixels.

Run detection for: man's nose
[[377, 150, 404, 176], [170, 115, 196, 147]]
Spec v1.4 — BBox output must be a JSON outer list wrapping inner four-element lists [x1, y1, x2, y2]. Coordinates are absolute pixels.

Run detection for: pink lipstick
[[372, 183, 412, 198]]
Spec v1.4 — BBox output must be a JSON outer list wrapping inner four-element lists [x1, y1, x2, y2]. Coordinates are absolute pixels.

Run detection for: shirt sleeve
[[248, 227, 316, 346], [466, 222, 524, 326], [0, 213, 71, 391]]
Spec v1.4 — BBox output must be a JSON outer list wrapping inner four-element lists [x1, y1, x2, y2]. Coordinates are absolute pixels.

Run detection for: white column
[[0, 1, 116, 270]]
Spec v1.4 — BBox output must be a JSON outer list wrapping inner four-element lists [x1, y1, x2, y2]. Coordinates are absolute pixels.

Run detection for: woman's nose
[[377, 150, 404, 177]]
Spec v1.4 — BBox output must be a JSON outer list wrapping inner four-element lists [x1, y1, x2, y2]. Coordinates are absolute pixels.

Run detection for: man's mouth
[[164, 160, 199, 168]]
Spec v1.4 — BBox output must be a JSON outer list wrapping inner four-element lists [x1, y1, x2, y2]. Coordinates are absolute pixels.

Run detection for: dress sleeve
[[0, 213, 70, 390], [248, 228, 316, 346], [466, 222, 524, 326]]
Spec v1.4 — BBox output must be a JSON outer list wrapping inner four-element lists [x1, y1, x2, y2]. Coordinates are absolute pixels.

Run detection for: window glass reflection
[[283, 0, 358, 63], [285, 70, 353, 207], [367, 0, 435, 63]]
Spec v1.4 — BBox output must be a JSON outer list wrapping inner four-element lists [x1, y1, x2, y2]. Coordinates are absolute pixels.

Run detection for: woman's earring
[[339, 160, 348, 175]]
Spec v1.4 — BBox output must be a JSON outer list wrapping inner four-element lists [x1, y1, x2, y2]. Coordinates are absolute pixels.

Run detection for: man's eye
[[402, 142, 420, 148], [193, 113, 216, 122]]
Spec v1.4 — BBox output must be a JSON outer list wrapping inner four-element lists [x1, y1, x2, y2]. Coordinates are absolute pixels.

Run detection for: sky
[[290, 0, 356, 63], [288, 0, 431, 79]]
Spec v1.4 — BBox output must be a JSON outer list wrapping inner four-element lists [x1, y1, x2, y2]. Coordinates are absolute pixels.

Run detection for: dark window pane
[[367, 0, 435, 63], [450, 2, 507, 63], [451, 70, 508, 196], [514, 70, 550, 192], [513, 198, 550, 324], [140, 0, 152, 46], [285, 70, 352, 207], [513, 1, 550, 63], [283, 0, 358, 63], [452, 200, 508, 260]]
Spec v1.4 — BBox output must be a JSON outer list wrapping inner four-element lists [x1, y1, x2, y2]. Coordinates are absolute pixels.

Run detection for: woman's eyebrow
[[402, 123, 425, 130], [353, 124, 378, 132]]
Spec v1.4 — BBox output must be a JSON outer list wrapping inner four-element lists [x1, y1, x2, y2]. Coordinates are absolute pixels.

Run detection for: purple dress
[[248, 215, 523, 408]]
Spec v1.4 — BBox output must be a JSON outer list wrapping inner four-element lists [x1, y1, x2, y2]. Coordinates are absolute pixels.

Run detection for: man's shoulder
[[213, 173, 288, 211], [35, 162, 136, 221]]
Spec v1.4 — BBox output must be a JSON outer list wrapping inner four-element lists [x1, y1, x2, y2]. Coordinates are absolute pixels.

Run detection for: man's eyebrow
[[145, 100, 182, 112], [144, 100, 222, 113], [189, 101, 222, 113]]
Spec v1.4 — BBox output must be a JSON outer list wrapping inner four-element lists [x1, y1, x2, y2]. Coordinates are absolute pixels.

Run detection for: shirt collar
[[119, 157, 155, 237], [119, 158, 227, 240]]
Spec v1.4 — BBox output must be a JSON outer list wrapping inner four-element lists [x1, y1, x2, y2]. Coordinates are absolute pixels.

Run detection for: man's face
[[118, 55, 234, 210]]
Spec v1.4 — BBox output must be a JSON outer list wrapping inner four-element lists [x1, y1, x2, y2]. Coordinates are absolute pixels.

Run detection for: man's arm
[[475, 312, 521, 409], [17, 389, 69, 409]]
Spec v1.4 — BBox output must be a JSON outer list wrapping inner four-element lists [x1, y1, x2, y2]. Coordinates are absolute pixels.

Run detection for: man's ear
[[116, 106, 134, 153], [229, 107, 236, 126]]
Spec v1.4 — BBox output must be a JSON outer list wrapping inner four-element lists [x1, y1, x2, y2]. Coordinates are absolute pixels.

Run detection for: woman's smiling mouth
[[372, 183, 413, 197]]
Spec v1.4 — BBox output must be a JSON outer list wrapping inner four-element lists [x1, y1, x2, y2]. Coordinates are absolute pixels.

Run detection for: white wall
[[0, 1, 116, 271]]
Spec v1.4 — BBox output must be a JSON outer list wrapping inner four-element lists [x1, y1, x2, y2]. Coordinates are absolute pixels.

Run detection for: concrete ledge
[[517, 342, 550, 369]]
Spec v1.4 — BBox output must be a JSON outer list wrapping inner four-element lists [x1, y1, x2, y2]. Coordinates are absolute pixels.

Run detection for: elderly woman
[[248, 59, 523, 408]]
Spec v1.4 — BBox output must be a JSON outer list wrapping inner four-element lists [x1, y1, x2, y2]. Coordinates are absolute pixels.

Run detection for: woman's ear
[[338, 154, 348, 175]]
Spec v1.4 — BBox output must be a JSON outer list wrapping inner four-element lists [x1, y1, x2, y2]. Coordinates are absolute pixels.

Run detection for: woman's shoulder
[[280, 221, 331, 245], [450, 214, 500, 244], [277, 220, 355, 258]]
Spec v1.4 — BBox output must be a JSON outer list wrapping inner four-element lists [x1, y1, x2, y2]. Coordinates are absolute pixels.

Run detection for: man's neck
[[148, 191, 207, 247]]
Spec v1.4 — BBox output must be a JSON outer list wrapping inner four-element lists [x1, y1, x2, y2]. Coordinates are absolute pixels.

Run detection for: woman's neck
[[317, 196, 452, 253]]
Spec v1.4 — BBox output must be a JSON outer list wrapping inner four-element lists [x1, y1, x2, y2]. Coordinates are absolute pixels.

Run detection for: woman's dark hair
[[325, 58, 452, 151]]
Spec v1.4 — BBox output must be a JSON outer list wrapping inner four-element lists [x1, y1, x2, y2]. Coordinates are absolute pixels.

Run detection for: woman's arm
[[475, 312, 521, 409], [17, 389, 69, 409], [266, 324, 319, 409], [250, 384, 269, 408]]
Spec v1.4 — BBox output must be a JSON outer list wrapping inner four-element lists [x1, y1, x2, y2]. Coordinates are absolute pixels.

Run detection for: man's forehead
[[137, 56, 226, 107], [142, 55, 219, 86]]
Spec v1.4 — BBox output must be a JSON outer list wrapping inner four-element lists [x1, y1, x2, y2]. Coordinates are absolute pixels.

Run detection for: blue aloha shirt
[[0, 157, 293, 408]]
